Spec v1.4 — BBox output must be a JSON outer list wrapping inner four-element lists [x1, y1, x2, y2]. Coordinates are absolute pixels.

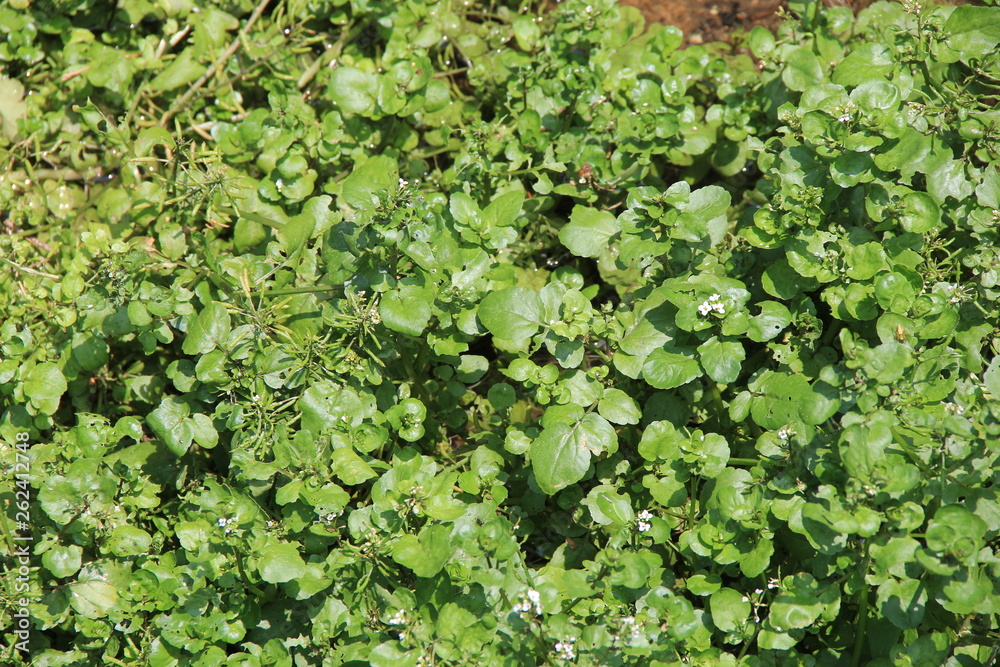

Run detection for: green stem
[[262, 285, 345, 297], [688, 477, 699, 527], [234, 548, 268, 599], [0, 504, 18, 556], [728, 458, 761, 466], [2, 258, 60, 280], [2, 223, 59, 237], [737, 623, 761, 661], [850, 545, 872, 667]]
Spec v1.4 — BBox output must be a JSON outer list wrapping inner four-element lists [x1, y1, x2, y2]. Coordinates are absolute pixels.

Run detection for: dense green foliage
[[2, 0, 1000, 664]]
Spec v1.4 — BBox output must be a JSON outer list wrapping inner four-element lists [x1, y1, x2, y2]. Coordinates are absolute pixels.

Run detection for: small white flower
[[947, 283, 968, 304], [698, 294, 726, 317], [515, 589, 543, 616], [838, 113, 851, 123], [778, 429, 790, 440], [554, 639, 576, 661], [387, 609, 407, 625], [637, 509, 654, 533]]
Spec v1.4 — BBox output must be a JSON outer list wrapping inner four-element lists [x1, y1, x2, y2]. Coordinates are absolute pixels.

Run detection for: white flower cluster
[[697, 294, 726, 316], [777, 429, 793, 440], [554, 639, 576, 661], [404, 485, 424, 516], [217, 517, 237, 534], [945, 402, 965, 415], [636, 509, 654, 533], [837, 101, 856, 123], [319, 509, 343, 523], [619, 616, 642, 642], [387, 609, 407, 626], [946, 283, 969, 304], [514, 589, 543, 617]]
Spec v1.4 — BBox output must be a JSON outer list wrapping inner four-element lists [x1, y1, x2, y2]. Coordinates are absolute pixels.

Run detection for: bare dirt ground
[[617, 0, 970, 46]]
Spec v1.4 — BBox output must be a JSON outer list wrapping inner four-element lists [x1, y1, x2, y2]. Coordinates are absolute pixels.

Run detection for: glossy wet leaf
[[531, 413, 615, 495], [258, 543, 309, 583], [643, 349, 702, 389], [478, 287, 544, 340], [559, 206, 621, 257]]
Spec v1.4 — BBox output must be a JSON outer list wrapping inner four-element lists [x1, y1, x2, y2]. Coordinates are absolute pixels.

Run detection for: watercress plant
[[1, 0, 999, 665]]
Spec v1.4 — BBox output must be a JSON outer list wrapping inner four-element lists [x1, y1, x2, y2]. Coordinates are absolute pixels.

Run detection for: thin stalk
[[2, 258, 60, 280], [159, 0, 272, 127], [850, 545, 873, 667], [261, 285, 345, 297], [728, 458, 761, 466]]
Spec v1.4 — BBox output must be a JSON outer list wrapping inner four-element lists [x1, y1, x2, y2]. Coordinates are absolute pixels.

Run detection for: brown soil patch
[[617, 0, 972, 46], [619, 0, 787, 45]]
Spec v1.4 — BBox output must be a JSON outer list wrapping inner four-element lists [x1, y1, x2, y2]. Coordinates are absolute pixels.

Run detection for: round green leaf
[[42, 545, 83, 578], [327, 67, 378, 116], [926, 504, 987, 556], [874, 272, 917, 312], [258, 543, 308, 583], [391, 524, 453, 577], [583, 485, 634, 527], [478, 287, 544, 340], [697, 337, 745, 384], [182, 301, 232, 355], [850, 79, 901, 112], [69, 581, 120, 619], [747, 301, 791, 343], [782, 48, 824, 92], [832, 42, 894, 86], [710, 588, 751, 633], [23, 362, 67, 414], [558, 206, 621, 258], [147, 397, 194, 457], [638, 420, 684, 462], [597, 388, 642, 425], [106, 525, 153, 557], [749, 372, 811, 430], [488, 382, 517, 411], [643, 349, 702, 389], [898, 191, 940, 233], [877, 579, 926, 629], [380, 286, 433, 336], [530, 414, 615, 495]]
